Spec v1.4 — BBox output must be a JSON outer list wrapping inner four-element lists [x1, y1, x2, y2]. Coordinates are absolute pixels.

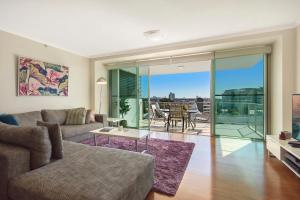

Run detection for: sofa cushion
[[63, 133, 94, 143], [65, 108, 87, 125], [0, 123, 52, 169], [0, 114, 18, 125], [14, 111, 42, 127], [41, 109, 68, 125], [61, 123, 102, 139], [85, 109, 96, 124], [0, 143, 30, 200], [62, 141, 87, 156], [8, 142, 154, 200], [37, 121, 63, 159]]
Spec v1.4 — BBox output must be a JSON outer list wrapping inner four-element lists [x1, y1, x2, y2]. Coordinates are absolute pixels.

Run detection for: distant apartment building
[[221, 87, 263, 103], [216, 87, 263, 115], [203, 99, 211, 114], [196, 97, 211, 114], [196, 97, 204, 112], [169, 92, 175, 101]]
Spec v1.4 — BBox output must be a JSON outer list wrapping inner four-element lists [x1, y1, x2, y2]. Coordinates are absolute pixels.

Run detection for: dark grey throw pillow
[[37, 121, 63, 159], [0, 122, 52, 169]]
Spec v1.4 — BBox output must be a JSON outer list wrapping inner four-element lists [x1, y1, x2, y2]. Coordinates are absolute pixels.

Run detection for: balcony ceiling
[[0, 0, 299, 57], [149, 60, 211, 75]]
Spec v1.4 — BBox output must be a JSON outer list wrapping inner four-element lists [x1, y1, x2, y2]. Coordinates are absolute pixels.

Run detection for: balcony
[[215, 98, 264, 139], [149, 102, 211, 135]]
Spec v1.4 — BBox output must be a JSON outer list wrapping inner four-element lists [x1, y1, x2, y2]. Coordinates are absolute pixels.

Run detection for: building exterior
[[215, 87, 263, 116], [221, 87, 263, 103], [203, 99, 211, 114], [196, 97, 210, 114], [169, 92, 175, 101], [196, 97, 204, 112]]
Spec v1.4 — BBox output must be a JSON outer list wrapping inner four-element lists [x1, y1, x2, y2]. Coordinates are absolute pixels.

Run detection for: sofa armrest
[[95, 114, 108, 127], [0, 143, 30, 200]]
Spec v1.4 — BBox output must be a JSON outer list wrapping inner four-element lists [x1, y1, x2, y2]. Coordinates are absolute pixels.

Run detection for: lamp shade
[[96, 77, 107, 85]]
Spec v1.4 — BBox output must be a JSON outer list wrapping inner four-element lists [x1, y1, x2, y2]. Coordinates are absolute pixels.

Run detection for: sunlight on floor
[[217, 137, 252, 157], [215, 124, 263, 139]]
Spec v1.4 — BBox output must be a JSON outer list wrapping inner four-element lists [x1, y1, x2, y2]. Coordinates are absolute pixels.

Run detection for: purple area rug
[[81, 135, 195, 196]]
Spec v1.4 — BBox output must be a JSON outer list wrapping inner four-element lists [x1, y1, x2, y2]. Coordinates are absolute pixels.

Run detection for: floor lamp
[[96, 77, 107, 114]]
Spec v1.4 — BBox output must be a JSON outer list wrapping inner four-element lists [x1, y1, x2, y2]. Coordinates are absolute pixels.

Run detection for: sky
[[150, 72, 210, 98], [215, 58, 264, 94], [148, 57, 264, 98]]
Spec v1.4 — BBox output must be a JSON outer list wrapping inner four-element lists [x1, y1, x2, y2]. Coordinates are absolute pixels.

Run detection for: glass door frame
[[210, 53, 269, 139], [108, 68, 120, 120], [264, 54, 269, 140], [138, 65, 151, 130], [210, 60, 215, 136]]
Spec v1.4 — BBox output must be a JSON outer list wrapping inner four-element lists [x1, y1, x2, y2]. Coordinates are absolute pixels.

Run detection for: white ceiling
[[0, 0, 299, 57]]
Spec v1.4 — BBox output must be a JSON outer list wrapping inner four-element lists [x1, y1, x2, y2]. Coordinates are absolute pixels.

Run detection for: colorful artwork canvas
[[18, 57, 69, 96]]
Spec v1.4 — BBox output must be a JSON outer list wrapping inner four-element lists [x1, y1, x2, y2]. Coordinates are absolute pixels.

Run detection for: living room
[[0, 1, 300, 200]]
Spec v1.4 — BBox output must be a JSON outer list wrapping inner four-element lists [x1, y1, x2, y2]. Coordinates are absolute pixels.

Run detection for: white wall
[[268, 28, 297, 133], [92, 61, 108, 114], [281, 29, 297, 131], [0, 30, 90, 113], [269, 37, 283, 134], [297, 25, 300, 93]]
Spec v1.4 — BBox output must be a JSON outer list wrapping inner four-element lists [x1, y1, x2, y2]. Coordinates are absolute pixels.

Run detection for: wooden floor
[[146, 132, 300, 200]]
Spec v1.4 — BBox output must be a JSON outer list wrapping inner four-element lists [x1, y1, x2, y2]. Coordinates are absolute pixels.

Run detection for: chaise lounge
[[0, 109, 155, 200]]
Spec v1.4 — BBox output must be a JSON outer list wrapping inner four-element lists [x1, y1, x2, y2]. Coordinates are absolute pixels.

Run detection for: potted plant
[[119, 98, 130, 127]]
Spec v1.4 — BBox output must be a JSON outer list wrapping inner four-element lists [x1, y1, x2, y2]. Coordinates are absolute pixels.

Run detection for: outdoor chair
[[188, 102, 202, 129], [167, 104, 188, 132], [151, 104, 168, 126], [196, 112, 210, 123]]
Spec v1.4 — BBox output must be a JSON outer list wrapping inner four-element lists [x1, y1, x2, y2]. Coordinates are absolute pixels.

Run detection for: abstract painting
[[18, 57, 69, 96]]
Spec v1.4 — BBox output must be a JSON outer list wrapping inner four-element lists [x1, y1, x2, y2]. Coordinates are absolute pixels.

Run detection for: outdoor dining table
[[160, 108, 198, 129], [160, 108, 198, 113]]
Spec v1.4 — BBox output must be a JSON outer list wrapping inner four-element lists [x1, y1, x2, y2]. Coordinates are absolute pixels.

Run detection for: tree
[[160, 97, 172, 102], [119, 98, 130, 118]]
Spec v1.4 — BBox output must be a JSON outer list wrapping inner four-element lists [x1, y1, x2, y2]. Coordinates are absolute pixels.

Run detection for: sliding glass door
[[108, 66, 150, 129], [139, 66, 150, 129], [213, 54, 266, 139]]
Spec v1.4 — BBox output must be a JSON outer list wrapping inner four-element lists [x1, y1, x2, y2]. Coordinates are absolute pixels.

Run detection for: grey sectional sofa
[[13, 109, 108, 142], [0, 109, 155, 200], [0, 141, 154, 200]]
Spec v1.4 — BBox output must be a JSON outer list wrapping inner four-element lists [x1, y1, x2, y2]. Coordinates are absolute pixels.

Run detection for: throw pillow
[[85, 109, 96, 124], [37, 121, 63, 159], [41, 109, 68, 125], [65, 108, 87, 125], [0, 114, 18, 125], [0, 122, 52, 169]]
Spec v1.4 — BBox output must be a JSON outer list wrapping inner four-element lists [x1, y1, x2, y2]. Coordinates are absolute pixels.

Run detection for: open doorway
[[149, 60, 211, 136]]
